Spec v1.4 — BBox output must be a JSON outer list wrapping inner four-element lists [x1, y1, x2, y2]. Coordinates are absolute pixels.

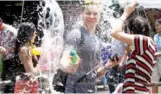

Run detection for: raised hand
[[123, 2, 138, 17]]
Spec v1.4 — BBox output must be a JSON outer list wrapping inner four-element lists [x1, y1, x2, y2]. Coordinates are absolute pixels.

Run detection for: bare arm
[[19, 47, 35, 73], [119, 52, 128, 66], [111, 2, 137, 45], [60, 49, 80, 73], [118, 46, 130, 70]]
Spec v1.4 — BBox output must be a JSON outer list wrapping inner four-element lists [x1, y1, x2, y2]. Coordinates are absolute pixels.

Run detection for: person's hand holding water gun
[[32, 47, 42, 56], [60, 48, 80, 74], [68, 49, 80, 73]]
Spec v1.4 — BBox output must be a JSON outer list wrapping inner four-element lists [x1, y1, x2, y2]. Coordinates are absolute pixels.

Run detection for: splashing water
[[96, 0, 118, 42], [37, 0, 64, 93], [61, 0, 120, 43], [0, 0, 135, 93], [36, 0, 120, 93]]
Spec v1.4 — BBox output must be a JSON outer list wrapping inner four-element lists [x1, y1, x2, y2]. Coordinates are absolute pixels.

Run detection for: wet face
[[82, 5, 101, 29], [155, 22, 161, 33]]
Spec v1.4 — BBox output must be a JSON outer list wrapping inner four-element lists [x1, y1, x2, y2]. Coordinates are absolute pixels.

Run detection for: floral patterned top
[[0, 24, 17, 60]]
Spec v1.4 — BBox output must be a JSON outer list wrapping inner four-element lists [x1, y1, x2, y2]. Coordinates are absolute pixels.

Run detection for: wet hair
[[15, 22, 36, 54], [126, 16, 150, 36], [124, 6, 150, 36]]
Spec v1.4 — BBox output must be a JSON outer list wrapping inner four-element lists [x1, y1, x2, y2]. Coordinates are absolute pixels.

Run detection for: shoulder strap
[[79, 26, 84, 47]]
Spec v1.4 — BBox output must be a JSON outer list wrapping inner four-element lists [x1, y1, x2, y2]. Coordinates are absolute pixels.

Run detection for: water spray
[[20, 0, 25, 24]]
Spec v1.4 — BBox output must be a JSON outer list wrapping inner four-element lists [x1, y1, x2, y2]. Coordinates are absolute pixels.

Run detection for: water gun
[[70, 49, 78, 64], [32, 47, 41, 56]]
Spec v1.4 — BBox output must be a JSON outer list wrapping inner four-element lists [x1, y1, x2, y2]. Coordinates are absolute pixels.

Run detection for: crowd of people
[[0, 0, 161, 93]]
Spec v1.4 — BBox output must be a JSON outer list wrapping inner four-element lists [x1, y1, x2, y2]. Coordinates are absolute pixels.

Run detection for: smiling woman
[[60, 0, 103, 93], [59, 0, 118, 93], [82, 4, 102, 33]]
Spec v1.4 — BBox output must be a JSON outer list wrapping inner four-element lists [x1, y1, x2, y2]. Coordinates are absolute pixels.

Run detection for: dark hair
[[0, 17, 3, 25], [124, 6, 150, 36], [15, 22, 36, 54], [0, 17, 3, 22], [125, 16, 150, 36]]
